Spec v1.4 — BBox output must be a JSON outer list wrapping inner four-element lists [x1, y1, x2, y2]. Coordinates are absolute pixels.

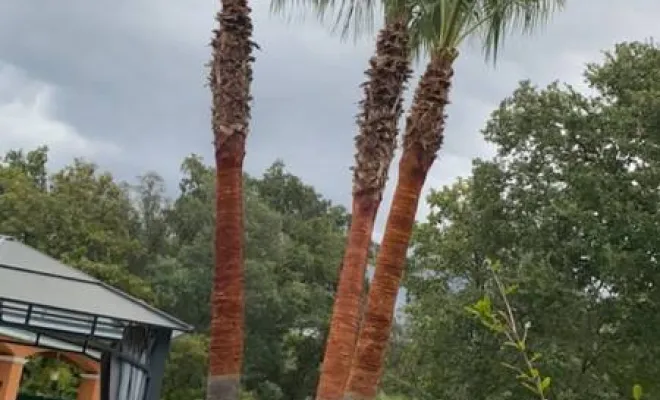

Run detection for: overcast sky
[[0, 0, 657, 238]]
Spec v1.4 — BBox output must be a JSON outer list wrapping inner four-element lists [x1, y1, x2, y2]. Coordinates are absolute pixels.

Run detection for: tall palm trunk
[[207, 1, 254, 400], [344, 48, 457, 400], [316, 17, 411, 400]]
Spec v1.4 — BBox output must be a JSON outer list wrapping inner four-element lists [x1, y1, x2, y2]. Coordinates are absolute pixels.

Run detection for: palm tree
[[271, 1, 414, 398], [344, 1, 564, 399], [271, 1, 413, 399], [207, 0, 254, 399], [321, 9, 414, 400]]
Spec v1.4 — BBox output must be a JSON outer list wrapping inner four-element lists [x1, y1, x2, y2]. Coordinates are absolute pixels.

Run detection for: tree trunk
[[318, 198, 378, 400], [316, 17, 410, 400], [207, 1, 254, 400], [343, 49, 456, 400]]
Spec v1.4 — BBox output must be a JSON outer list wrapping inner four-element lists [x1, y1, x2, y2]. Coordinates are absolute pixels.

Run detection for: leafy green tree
[[0, 149, 148, 298], [3, 146, 48, 191], [20, 355, 81, 400], [163, 335, 210, 400], [398, 41, 660, 400], [0, 161, 49, 246], [131, 171, 171, 269], [44, 158, 142, 266]]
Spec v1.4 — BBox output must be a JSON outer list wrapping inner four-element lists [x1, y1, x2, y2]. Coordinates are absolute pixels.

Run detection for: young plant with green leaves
[[466, 260, 551, 400], [467, 260, 646, 400]]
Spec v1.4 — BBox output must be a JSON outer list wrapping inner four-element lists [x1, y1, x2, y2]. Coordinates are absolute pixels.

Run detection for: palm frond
[[407, 0, 564, 62], [408, 0, 481, 60], [269, 0, 381, 41], [480, 0, 565, 61]]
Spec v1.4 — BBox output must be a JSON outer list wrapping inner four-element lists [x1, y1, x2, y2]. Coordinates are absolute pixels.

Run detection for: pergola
[[0, 235, 193, 400]]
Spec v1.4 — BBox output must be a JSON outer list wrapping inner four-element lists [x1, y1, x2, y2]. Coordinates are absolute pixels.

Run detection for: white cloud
[[0, 62, 120, 163]]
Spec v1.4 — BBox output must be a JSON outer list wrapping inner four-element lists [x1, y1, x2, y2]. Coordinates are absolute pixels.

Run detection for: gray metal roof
[[0, 236, 192, 335]]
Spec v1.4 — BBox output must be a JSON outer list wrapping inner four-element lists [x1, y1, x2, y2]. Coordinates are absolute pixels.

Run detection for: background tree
[[20, 355, 81, 400], [396, 40, 660, 400]]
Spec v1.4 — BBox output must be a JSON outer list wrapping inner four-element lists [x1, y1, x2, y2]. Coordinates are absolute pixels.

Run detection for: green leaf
[[490, 259, 502, 273], [633, 384, 643, 400], [500, 362, 523, 373], [541, 377, 551, 392], [505, 284, 519, 295], [475, 296, 492, 315], [521, 382, 539, 395], [464, 305, 481, 316]]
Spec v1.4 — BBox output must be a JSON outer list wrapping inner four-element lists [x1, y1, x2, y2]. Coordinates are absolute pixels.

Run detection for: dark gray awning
[[0, 235, 192, 334]]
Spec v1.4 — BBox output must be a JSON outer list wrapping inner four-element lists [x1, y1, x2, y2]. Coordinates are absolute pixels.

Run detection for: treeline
[[0, 151, 349, 400]]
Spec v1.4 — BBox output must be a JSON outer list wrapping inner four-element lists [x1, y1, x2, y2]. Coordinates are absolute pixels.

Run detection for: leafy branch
[[465, 259, 646, 400], [465, 260, 550, 399]]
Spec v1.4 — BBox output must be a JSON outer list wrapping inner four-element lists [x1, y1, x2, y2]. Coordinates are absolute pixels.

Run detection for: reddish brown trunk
[[342, 151, 427, 400], [343, 50, 456, 400], [207, 0, 253, 399], [316, 16, 410, 400], [208, 135, 246, 400], [317, 198, 378, 400]]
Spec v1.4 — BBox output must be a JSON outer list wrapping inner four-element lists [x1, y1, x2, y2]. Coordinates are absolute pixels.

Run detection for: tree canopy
[[390, 41, 660, 400]]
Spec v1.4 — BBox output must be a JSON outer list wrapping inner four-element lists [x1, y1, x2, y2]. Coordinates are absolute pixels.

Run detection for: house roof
[[0, 235, 192, 339]]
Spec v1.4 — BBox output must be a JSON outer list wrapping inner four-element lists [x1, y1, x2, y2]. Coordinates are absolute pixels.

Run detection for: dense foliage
[[4, 40, 660, 400], [1, 151, 347, 400], [388, 41, 660, 400]]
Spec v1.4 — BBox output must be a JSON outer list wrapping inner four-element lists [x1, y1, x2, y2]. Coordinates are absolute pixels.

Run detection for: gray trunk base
[[207, 375, 240, 400]]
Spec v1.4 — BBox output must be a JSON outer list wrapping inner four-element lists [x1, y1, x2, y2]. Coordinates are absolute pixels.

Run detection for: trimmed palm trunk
[[344, 48, 457, 400], [316, 17, 411, 400], [207, 1, 254, 400]]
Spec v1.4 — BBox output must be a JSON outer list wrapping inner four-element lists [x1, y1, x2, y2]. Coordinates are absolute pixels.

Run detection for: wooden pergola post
[[0, 355, 26, 400]]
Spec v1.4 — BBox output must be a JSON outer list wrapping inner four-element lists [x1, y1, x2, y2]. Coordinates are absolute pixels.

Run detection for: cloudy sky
[[0, 0, 656, 237]]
